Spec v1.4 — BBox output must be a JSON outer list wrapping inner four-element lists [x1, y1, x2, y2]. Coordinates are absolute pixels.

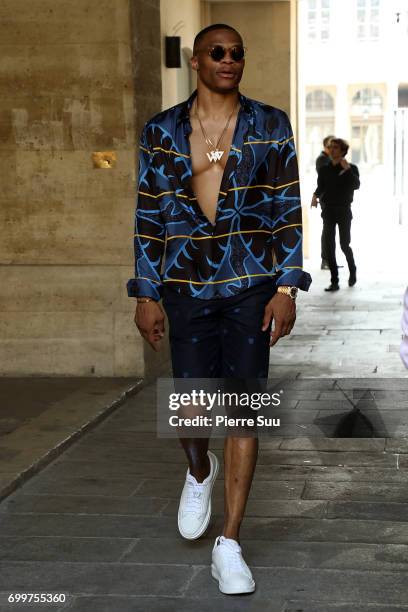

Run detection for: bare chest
[[189, 114, 238, 225]]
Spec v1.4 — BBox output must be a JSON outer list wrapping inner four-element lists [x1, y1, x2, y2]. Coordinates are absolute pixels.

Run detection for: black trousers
[[320, 202, 328, 261], [322, 207, 356, 284], [321, 229, 328, 261]]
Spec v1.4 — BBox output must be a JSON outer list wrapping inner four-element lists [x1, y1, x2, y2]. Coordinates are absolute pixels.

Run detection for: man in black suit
[[312, 138, 360, 291]]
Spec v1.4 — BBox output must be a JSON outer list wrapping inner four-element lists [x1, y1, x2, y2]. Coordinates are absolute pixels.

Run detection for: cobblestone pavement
[[0, 268, 408, 611]]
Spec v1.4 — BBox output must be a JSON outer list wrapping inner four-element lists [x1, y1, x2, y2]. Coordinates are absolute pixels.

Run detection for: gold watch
[[277, 286, 298, 300], [137, 296, 155, 304]]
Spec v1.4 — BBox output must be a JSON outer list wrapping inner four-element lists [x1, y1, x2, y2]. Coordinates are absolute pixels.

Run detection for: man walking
[[312, 135, 335, 270], [312, 138, 359, 291], [127, 23, 311, 594]]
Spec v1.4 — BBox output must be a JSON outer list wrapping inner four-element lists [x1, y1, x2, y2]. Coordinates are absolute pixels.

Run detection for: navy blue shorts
[[162, 282, 276, 380]]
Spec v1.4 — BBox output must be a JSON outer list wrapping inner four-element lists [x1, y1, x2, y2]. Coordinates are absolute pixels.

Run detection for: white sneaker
[[178, 450, 219, 540], [211, 536, 256, 595]]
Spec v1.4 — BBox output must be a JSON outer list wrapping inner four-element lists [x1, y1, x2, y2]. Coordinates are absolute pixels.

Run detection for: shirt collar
[[177, 89, 253, 127]]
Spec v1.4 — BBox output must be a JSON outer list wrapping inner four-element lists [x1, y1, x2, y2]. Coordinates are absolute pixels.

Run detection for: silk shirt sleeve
[[270, 113, 312, 291], [127, 126, 166, 300]]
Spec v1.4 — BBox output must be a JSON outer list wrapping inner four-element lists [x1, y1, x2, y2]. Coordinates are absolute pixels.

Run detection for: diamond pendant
[[206, 149, 224, 163]]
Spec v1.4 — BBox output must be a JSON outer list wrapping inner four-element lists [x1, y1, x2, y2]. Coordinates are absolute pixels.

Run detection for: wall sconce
[[165, 36, 181, 68]]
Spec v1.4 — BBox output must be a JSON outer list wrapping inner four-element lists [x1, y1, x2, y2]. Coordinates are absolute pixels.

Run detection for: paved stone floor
[[0, 268, 408, 611], [0, 378, 140, 502], [269, 266, 407, 379]]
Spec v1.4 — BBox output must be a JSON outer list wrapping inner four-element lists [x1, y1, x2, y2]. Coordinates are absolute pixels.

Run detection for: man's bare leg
[[177, 433, 218, 541], [223, 435, 258, 541], [179, 438, 211, 482]]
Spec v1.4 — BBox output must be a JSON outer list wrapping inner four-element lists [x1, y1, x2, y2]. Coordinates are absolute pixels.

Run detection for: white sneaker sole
[[178, 452, 219, 540], [211, 564, 256, 595]]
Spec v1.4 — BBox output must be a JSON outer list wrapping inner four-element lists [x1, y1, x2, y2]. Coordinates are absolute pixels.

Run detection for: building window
[[307, 0, 331, 42], [350, 87, 384, 165], [306, 89, 335, 112], [351, 87, 383, 114], [305, 89, 335, 168], [350, 123, 383, 165], [357, 0, 380, 41]]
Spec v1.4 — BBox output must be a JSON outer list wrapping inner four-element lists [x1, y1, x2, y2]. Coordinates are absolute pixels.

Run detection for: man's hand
[[339, 158, 350, 170], [134, 301, 165, 351], [262, 293, 296, 346], [311, 194, 318, 208]]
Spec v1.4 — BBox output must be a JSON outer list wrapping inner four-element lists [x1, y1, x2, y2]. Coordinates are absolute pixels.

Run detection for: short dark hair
[[323, 134, 335, 147], [193, 24, 243, 54], [330, 137, 349, 155]]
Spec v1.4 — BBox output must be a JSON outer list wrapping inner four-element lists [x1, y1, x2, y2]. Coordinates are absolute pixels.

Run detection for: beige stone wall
[[0, 0, 169, 377]]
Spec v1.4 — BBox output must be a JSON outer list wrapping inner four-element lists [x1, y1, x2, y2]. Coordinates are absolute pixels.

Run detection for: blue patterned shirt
[[127, 90, 312, 300]]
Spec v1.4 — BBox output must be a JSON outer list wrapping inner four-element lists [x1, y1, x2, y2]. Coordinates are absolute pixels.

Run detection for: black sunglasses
[[207, 45, 246, 62]]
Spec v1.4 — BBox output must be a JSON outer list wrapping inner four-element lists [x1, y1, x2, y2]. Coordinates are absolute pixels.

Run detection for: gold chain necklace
[[193, 99, 238, 163]]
